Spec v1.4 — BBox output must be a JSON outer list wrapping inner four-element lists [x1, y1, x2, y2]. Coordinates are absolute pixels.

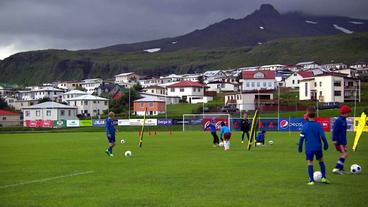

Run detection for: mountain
[[97, 4, 368, 52], [1, 4, 368, 85]]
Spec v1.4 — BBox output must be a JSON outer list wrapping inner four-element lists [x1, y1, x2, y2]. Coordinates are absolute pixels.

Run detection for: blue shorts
[[306, 150, 323, 161], [107, 134, 116, 143]]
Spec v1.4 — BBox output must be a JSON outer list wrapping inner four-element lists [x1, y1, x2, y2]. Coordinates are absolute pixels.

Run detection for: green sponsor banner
[[79, 120, 92, 127], [53, 120, 66, 128]]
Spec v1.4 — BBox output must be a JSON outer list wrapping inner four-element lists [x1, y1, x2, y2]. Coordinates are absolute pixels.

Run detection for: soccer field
[[0, 131, 367, 207]]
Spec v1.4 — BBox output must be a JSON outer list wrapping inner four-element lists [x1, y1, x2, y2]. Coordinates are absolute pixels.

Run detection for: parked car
[[221, 105, 239, 113], [319, 102, 340, 110]]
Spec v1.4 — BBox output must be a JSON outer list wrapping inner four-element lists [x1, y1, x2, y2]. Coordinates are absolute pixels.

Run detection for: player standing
[[240, 113, 250, 143], [298, 107, 330, 185], [220, 121, 231, 151], [204, 119, 220, 147], [332, 105, 351, 174], [105, 112, 117, 157]]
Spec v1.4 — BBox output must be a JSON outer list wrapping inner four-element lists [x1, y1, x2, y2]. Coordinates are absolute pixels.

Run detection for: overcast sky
[[0, 0, 367, 59]]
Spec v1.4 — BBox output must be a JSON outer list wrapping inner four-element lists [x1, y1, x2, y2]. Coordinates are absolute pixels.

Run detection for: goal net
[[182, 114, 231, 132]]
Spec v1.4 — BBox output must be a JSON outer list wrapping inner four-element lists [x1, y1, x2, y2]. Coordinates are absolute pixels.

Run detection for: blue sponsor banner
[[278, 118, 304, 131], [259, 118, 278, 131], [157, 119, 173, 126], [93, 119, 106, 127], [231, 119, 243, 131]]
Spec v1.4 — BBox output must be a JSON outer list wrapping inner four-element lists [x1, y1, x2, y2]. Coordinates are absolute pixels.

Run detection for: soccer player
[[105, 111, 117, 157], [332, 105, 351, 174], [204, 119, 220, 147], [240, 113, 250, 143], [298, 107, 330, 185], [256, 130, 266, 145], [220, 121, 231, 151]]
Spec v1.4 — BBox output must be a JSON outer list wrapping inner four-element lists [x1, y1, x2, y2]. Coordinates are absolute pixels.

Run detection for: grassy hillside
[[1, 33, 368, 85]]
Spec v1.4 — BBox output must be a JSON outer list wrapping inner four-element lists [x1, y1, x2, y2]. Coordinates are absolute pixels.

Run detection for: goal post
[[182, 114, 231, 132]]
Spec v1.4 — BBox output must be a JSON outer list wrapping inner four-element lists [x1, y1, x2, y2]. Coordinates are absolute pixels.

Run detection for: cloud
[[0, 0, 367, 59]]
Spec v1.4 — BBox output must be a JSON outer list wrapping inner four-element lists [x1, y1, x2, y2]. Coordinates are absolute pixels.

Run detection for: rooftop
[[134, 97, 165, 102], [0, 109, 19, 116], [22, 102, 77, 109], [167, 81, 208, 88], [66, 95, 108, 101]]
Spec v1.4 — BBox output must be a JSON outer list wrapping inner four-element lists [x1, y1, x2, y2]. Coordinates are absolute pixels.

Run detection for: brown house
[[133, 97, 165, 116]]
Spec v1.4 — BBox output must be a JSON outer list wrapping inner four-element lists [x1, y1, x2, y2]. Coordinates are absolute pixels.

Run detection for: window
[[319, 91, 323, 96], [61, 110, 65, 116], [251, 82, 255, 87], [193, 88, 196, 92], [334, 91, 341, 96], [46, 110, 51, 116], [25, 111, 30, 117], [246, 82, 250, 87], [257, 82, 260, 87], [68, 110, 71, 116], [84, 101, 88, 105], [149, 102, 153, 107], [140, 102, 144, 107], [319, 82, 322, 87], [292, 80, 295, 84], [170, 88, 174, 92], [180, 88, 184, 92], [305, 83, 308, 97], [3, 117, 6, 120], [263, 82, 266, 87], [334, 81, 341, 87], [36, 110, 40, 117], [297, 80, 300, 84], [93, 100, 96, 104], [268, 82, 272, 87]]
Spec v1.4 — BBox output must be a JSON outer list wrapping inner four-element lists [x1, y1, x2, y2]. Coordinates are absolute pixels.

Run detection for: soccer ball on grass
[[218, 142, 224, 147], [120, 138, 126, 144], [124, 150, 132, 157], [350, 164, 362, 174], [313, 171, 322, 182], [268, 140, 274, 145]]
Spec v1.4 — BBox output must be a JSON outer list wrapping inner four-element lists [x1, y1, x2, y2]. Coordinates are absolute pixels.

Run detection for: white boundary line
[[0, 170, 94, 189]]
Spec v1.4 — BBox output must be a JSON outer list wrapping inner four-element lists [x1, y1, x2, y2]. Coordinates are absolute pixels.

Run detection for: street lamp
[[275, 77, 282, 131], [128, 86, 131, 119]]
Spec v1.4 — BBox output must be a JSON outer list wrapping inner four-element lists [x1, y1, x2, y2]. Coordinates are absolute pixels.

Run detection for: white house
[[61, 90, 88, 102], [22, 102, 78, 123], [166, 81, 212, 103], [182, 74, 202, 82], [114, 72, 140, 86], [57, 81, 82, 90], [224, 90, 274, 111], [140, 93, 180, 105], [296, 61, 320, 70], [207, 81, 239, 93], [203, 70, 226, 83], [285, 71, 314, 88], [240, 71, 276, 91], [259, 64, 285, 71], [66, 94, 109, 116], [5, 98, 38, 111], [81, 78, 103, 94], [16, 87, 64, 102], [299, 73, 361, 103], [322, 63, 348, 71], [142, 85, 166, 96]]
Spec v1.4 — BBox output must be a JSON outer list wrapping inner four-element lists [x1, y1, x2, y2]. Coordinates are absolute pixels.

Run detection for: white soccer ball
[[256, 142, 262, 146], [350, 164, 362, 174], [218, 142, 224, 147], [313, 171, 322, 182], [124, 150, 132, 157], [120, 138, 126, 144], [268, 140, 274, 145]]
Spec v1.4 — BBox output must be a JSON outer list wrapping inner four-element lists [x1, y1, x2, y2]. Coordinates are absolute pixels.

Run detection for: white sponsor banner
[[66, 120, 80, 127], [129, 119, 157, 126], [118, 119, 130, 126]]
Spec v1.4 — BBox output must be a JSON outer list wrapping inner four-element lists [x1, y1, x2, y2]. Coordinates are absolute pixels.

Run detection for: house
[[114, 72, 140, 86], [0, 85, 16, 97], [5, 98, 38, 111], [224, 90, 274, 111], [285, 71, 314, 88], [296, 61, 320, 70], [240, 71, 276, 91], [166, 81, 212, 103], [81, 78, 103, 94], [140, 93, 180, 105], [350, 62, 368, 79], [57, 81, 82, 90], [95, 82, 123, 97], [207, 81, 239, 93], [61, 90, 88, 102], [203, 70, 226, 83], [331, 68, 358, 78], [66, 94, 109, 116], [16, 87, 64, 102], [299, 73, 361, 103], [322, 63, 348, 71], [182, 74, 202, 82], [139, 74, 182, 88], [0, 109, 21, 127], [22, 102, 78, 124], [259, 64, 285, 71], [142, 85, 166, 95], [133, 97, 166, 116]]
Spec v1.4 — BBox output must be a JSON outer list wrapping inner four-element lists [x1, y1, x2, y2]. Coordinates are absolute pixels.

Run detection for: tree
[[133, 83, 143, 92], [197, 75, 205, 84], [109, 88, 141, 114], [38, 97, 52, 103], [0, 97, 10, 109]]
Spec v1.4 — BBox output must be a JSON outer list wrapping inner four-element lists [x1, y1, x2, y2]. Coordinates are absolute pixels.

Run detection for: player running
[[298, 107, 330, 185], [220, 121, 231, 151], [204, 119, 221, 147], [105, 111, 118, 157], [332, 105, 351, 174], [240, 113, 250, 143]]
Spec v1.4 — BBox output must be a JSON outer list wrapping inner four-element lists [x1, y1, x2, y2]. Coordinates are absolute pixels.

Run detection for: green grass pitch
[[0, 131, 367, 207]]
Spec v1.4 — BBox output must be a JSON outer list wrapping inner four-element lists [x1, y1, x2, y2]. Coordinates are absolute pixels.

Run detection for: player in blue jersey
[[105, 112, 117, 157], [298, 107, 330, 185], [204, 119, 221, 147], [332, 105, 351, 174], [256, 130, 266, 145], [220, 121, 231, 151]]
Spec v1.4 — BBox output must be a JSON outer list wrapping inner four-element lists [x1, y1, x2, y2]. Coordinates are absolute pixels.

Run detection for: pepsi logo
[[280, 120, 289, 129]]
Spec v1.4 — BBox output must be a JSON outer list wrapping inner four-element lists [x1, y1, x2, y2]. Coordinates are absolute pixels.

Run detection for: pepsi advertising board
[[258, 118, 278, 131], [278, 118, 304, 131]]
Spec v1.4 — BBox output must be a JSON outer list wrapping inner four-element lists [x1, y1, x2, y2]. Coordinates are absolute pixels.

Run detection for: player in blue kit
[[204, 119, 221, 147], [298, 107, 330, 185], [219, 122, 231, 151], [332, 105, 351, 174], [105, 112, 118, 157]]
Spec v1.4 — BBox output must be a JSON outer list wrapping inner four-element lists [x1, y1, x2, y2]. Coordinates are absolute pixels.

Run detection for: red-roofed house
[[0, 109, 21, 127], [166, 81, 212, 103], [240, 71, 276, 91], [285, 71, 314, 88]]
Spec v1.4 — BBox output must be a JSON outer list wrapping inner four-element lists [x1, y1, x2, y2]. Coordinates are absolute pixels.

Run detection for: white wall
[[23, 108, 77, 121], [167, 87, 204, 98], [68, 100, 109, 116], [242, 79, 275, 91], [285, 73, 303, 88]]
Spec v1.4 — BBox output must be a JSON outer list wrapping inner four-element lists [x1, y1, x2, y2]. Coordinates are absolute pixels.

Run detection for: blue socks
[[308, 165, 314, 182], [335, 158, 345, 170], [319, 162, 326, 178], [108, 146, 113, 154]]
